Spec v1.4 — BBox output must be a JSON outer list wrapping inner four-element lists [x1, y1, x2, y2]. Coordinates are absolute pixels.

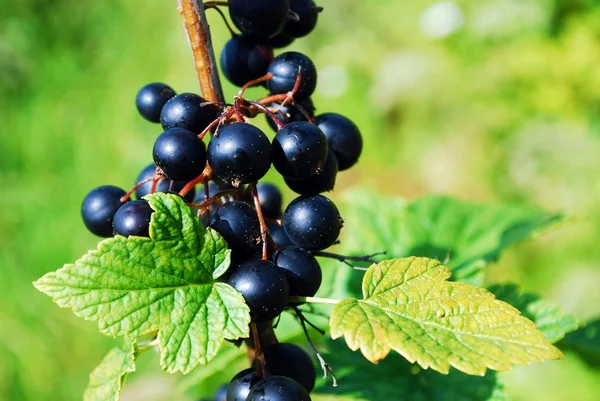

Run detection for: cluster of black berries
[[80, 1, 364, 400]]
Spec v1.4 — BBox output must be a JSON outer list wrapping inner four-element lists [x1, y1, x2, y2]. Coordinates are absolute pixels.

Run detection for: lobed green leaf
[[558, 318, 600, 368]]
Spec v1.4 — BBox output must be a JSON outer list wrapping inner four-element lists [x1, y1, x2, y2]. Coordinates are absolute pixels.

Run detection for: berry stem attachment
[[252, 182, 270, 260], [179, 164, 213, 197], [251, 323, 267, 378], [179, 0, 225, 104], [205, 4, 237, 38], [120, 177, 154, 203], [288, 296, 341, 305]]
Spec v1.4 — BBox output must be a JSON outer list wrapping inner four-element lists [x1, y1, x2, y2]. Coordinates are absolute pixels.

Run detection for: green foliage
[[489, 283, 579, 343], [558, 318, 600, 368], [330, 257, 562, 375], [34, 193, 250, 374], [315, 339, 509, 401], [83, 337, 136, 401], [341, 192, 562, 285]]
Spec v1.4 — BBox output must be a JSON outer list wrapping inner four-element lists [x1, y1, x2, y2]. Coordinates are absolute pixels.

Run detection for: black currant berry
[[227, 259, 290, 321], [134, 163, 195, 202], [135, 82, 176, 123], [208, 202, 260, 258], [283, 194, 342, 250], [246, 376, 311, 401], [221, 35, 274, 87], [226, 368, 260, 401], [269, 32, 295, 48], [284, 0, 320, 38], [257, 182, 283, 219], [160, 93, 218, 134], [113, 200, 154, 237], [273, 247, 322, 297], [81, 185, 128, 237], [284, 149, 337, 195], [207, 123, 271, 187], [265, 98, 315, 132], [262, 343, 316, 392], [228, 0, 290, 39], [272, 121, 328, 179], [153, 127, 207, 182], [267, 52, 317, 100], [213, 385, 227, 401], [267, 222, 295, 249], [315, 113, 362, 171]]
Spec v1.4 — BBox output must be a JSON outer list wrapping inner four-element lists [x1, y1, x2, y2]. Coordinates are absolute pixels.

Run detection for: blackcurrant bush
[[227, 259, 290, 321], [262, 343, 316, 392], [207, 123, 271, 187], [267, 222, 295, 249], [135, 82, 176, 123], [284, 0, 320, 38], [220, 35, 274, 87], [267, 52, 317, 100], [272, 121, 328, 179], [113, 200, 154, 237], [269, 32, 295, 48], [265, 98, 315, 132], [81, 185, 128, 237], [283, 194, 342, 250], [153, 127, 207, 182], [315, 113, 362, 171], [160, 93, 218, 134], [134, 163, 195, 202], [246, 376, 311, 401], [226, 368, 260, 401], [208, 201, 260, 258], [257, 182, 283, 219], [284, 149, 337, 195], [273, 247, 322, 297], [228, 0, 289, 39]]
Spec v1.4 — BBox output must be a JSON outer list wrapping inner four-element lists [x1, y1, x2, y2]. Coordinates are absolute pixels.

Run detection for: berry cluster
[[80, 1, 364, 400]]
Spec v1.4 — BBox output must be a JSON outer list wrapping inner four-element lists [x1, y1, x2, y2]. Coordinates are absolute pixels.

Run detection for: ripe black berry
[[81, 185, 127, 237], [283, 194, 342, 250], [153, 127, 207, 182], [226, 368, 260, 401], [113, 200, 154, 237], [134, 163, 195, 202], [315, 113, 362, 171], [135, 82, 176, 123], [160, 93, 218, 134], [208, 202, 260, 258], [207, 123, 271, 187], [227, 259, 289, 321], [273, 247, 322, 297], [265, 98, 315, 132], [284, 0, 320, 38], [284, 149, 337, 195], [267, 222, 295, 249], [267, 52, 317, 100], [220, 35, 274, 87], [246, 376, 311, 401], [257, 182, 283, 219], [262, 343, 316, 392], [228, 0, 290, 39], [272, 121, 328, 179]]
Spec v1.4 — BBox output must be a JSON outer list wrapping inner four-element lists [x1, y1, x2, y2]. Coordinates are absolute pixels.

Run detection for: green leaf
[[330, 257, 562, 375], [341, 192, 561, 285], [489, 284, 578, 343], [83, 337, 136, 401], [558, 318, 600, 368], [315, 339, 509, 401], [34, 193, 251, 374]]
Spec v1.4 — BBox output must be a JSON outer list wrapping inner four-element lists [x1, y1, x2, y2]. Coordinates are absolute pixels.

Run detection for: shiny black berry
[[81, 185, 128, 237], [284, 149, 337, 195], [228, 0, 290, 39], [273, 247, 322, 297], [160, 93, 218, 134], [221, 35, 274, 87], [267, 52, 317, 100], [284, 0, 320, 38], [136, 83, 176, 123], [246, 376, 311, 401], [315, 113, 362, 170], [226, 368, 260, 401], [153, 127, 207, 182], [113, 200, 153, 237], [262, 343, 316, 392], [283, 194, 342, 250], [208, 201, 260, 258], [267, 222, 295, 249], [272, 121, 328, 179]]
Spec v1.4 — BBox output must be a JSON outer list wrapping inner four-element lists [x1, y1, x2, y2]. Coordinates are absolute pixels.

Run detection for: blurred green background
[[2, 0, 600, 400]]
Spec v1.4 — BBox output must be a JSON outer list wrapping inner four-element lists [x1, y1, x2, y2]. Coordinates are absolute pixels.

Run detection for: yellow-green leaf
[[330, 257, 562, 375]]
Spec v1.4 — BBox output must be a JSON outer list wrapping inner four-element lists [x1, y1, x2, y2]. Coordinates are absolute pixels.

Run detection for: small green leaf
[[34, 193, 251, 374], [84, 337, 136, 401], [558, 318, 600, 368], [330, 257, 562, 375], [315, 339, 509, 401], [489, 283, 578, 343], [341, 192, 561, 285]]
